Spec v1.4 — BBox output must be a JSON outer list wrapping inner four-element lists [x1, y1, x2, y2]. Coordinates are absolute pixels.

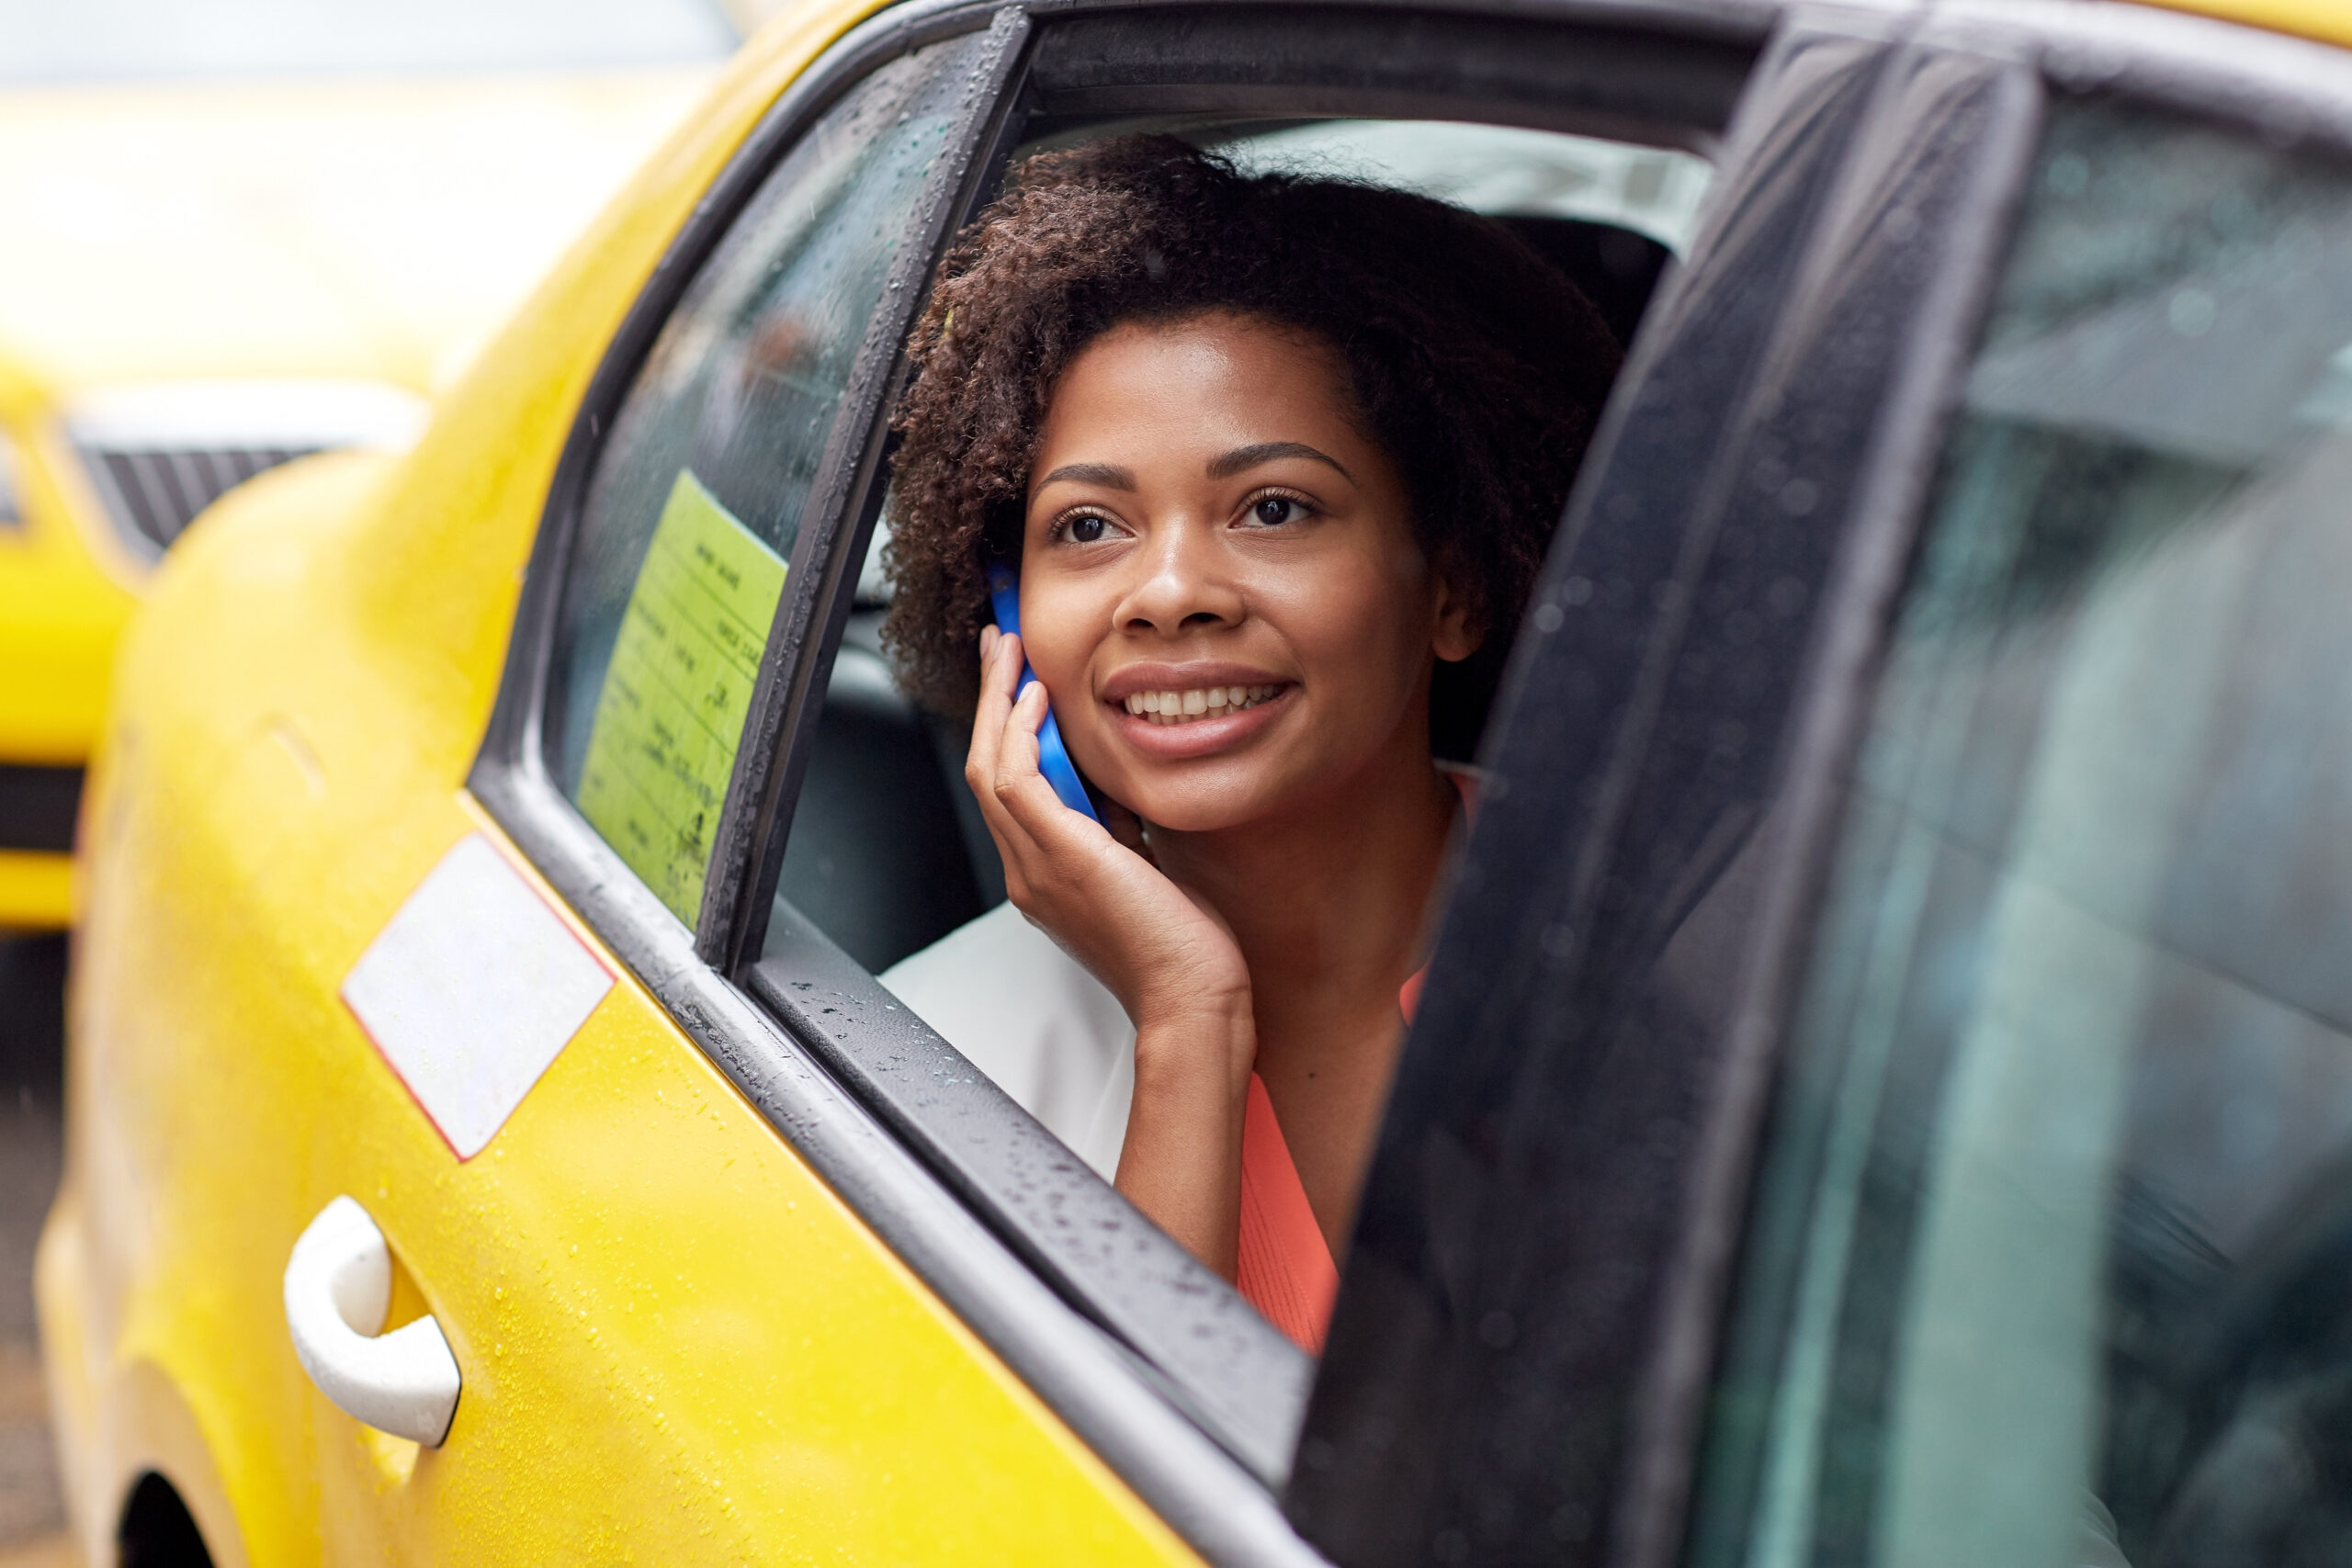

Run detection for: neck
[[1148, 727, 1457, 1061]]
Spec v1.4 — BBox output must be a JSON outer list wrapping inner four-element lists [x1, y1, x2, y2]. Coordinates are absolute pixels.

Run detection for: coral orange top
[[1236, 968, 1428, 1353], [1236, 1073, 1341, 1351], [1235, 772, 1472, 1352]]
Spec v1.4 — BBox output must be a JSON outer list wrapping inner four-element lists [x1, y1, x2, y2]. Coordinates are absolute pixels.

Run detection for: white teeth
[[1122, 683, 1284, 725]]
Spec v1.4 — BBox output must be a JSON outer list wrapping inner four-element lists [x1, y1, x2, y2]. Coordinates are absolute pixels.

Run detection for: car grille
[[79, 446, 319, 552], [0, 763, 83, 853]]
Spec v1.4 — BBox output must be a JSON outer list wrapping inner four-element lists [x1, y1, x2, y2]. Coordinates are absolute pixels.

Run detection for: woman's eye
[[1069, 514, 1109, 544], [1250, 496, 1305, 526]]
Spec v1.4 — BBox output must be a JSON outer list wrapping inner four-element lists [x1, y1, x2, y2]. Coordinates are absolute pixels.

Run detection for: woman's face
[[1020, 310, 1477, 833]]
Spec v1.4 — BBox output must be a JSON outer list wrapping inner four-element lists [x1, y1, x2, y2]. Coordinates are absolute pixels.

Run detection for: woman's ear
[[1430, 568, 1486, 665]]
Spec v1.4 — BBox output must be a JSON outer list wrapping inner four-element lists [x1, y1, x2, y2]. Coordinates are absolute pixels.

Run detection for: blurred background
[[0, 1, 777, 1558]]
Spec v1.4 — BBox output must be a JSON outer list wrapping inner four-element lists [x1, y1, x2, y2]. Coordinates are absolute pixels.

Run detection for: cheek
[[1263, 549, 1433, 694], [1018, 578, 1102, 694]]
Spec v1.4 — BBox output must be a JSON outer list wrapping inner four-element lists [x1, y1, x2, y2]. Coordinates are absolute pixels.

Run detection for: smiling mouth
[[1119, 683, 1286, 726]]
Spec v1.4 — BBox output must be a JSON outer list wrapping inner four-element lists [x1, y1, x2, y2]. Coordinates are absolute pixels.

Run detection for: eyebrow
[[1206, 441, 1353, 482], [1035, 461, 1136, 492]]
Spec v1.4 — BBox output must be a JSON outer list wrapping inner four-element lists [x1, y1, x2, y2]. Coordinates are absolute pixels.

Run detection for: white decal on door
[[342, 833, 615, 1158]]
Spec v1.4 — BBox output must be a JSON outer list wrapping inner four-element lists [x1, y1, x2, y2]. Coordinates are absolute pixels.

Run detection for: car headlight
[[65, 379, 429, 554]]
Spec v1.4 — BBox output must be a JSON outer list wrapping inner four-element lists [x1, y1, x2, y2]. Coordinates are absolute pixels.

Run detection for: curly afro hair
[[881, 134, 1623, 749]]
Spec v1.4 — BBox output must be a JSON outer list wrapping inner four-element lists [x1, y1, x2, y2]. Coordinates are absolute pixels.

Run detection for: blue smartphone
[[987, 564, 1102, 823]]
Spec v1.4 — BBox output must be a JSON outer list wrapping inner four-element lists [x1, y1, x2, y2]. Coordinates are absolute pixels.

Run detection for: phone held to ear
[[988, 564, 1103, 824]]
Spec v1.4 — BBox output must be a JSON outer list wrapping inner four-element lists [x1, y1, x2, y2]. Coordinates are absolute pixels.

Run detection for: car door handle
[[283, 1196, 461, 1446]]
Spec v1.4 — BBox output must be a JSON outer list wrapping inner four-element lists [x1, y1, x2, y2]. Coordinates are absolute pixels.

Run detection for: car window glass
[[547, 35, 985, 930], [1684, 96, 2352, 1568], [765, 116, 1713, 1146]]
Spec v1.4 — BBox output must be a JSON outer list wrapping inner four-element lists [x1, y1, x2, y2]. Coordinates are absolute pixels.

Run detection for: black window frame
[[1277, 5, 2352, 1568]]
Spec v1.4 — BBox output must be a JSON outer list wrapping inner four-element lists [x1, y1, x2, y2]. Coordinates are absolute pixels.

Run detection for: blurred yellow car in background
[[0, 0, 751, 928]]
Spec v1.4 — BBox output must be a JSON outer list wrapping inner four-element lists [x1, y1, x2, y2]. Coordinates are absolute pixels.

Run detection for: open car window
[[763, 109, 1718, 1188], [771, 114, 1713, 978]]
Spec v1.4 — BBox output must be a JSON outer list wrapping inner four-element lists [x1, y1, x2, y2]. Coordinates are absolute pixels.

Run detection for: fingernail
[[980, 626, 999, 658]]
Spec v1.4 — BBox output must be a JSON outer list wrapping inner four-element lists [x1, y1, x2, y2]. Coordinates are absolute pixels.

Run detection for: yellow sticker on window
[[576, 469, 787, 926]]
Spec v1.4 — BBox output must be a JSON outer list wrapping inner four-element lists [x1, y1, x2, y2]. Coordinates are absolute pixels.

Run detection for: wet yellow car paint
[[33, 0, 1194, 1560], [0, 65, 712, 928]]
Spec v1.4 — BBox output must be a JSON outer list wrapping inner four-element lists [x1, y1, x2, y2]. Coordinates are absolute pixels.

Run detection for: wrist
[[1130, 1000, 1256, 1102], [1131, 977, 1250, 1034]]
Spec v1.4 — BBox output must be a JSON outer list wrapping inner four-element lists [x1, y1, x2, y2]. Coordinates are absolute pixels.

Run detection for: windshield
[[0, 0, 736, 84], [1685, 96, 2352, 1568]]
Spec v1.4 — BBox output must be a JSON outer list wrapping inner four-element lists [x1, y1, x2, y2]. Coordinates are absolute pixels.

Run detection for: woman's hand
[[967, 626, 1255, 1273]]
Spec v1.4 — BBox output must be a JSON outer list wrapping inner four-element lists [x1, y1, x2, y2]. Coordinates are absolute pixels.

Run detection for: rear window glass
[[546, 35, 986, 929]]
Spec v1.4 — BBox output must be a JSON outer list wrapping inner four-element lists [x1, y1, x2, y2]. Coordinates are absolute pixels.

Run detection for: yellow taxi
[[0, 0, 744, 928], [40, 0, 2352, 1562]]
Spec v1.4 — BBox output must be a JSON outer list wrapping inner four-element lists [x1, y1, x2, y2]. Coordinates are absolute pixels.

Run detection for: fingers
[[989, 683, 1094, 844], [964, 626, 1019, 788], [975, 646, 1124, 917], [963, 628, 1102, 899]]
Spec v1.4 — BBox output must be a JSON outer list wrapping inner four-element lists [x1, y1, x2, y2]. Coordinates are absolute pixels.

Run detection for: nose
[[1112, 517, 1245, 637]]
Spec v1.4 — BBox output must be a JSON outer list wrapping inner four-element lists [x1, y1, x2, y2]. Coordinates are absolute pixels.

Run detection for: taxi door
[[270, 9, 1189, 1562]]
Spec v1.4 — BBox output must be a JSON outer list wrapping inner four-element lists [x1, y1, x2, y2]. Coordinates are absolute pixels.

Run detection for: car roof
[[2140, 0, 2352, 49]]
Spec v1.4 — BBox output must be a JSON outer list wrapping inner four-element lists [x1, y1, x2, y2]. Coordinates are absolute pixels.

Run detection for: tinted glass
[[548, 37, 982, 929], [1687, 98, 2352, 1568]]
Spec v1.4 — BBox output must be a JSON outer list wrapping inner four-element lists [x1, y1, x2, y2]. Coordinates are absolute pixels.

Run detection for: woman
[[879, 135, 1619, 1350]]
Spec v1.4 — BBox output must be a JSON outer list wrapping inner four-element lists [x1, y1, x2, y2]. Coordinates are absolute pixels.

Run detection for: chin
[[1109, 765, 1294, 836]]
